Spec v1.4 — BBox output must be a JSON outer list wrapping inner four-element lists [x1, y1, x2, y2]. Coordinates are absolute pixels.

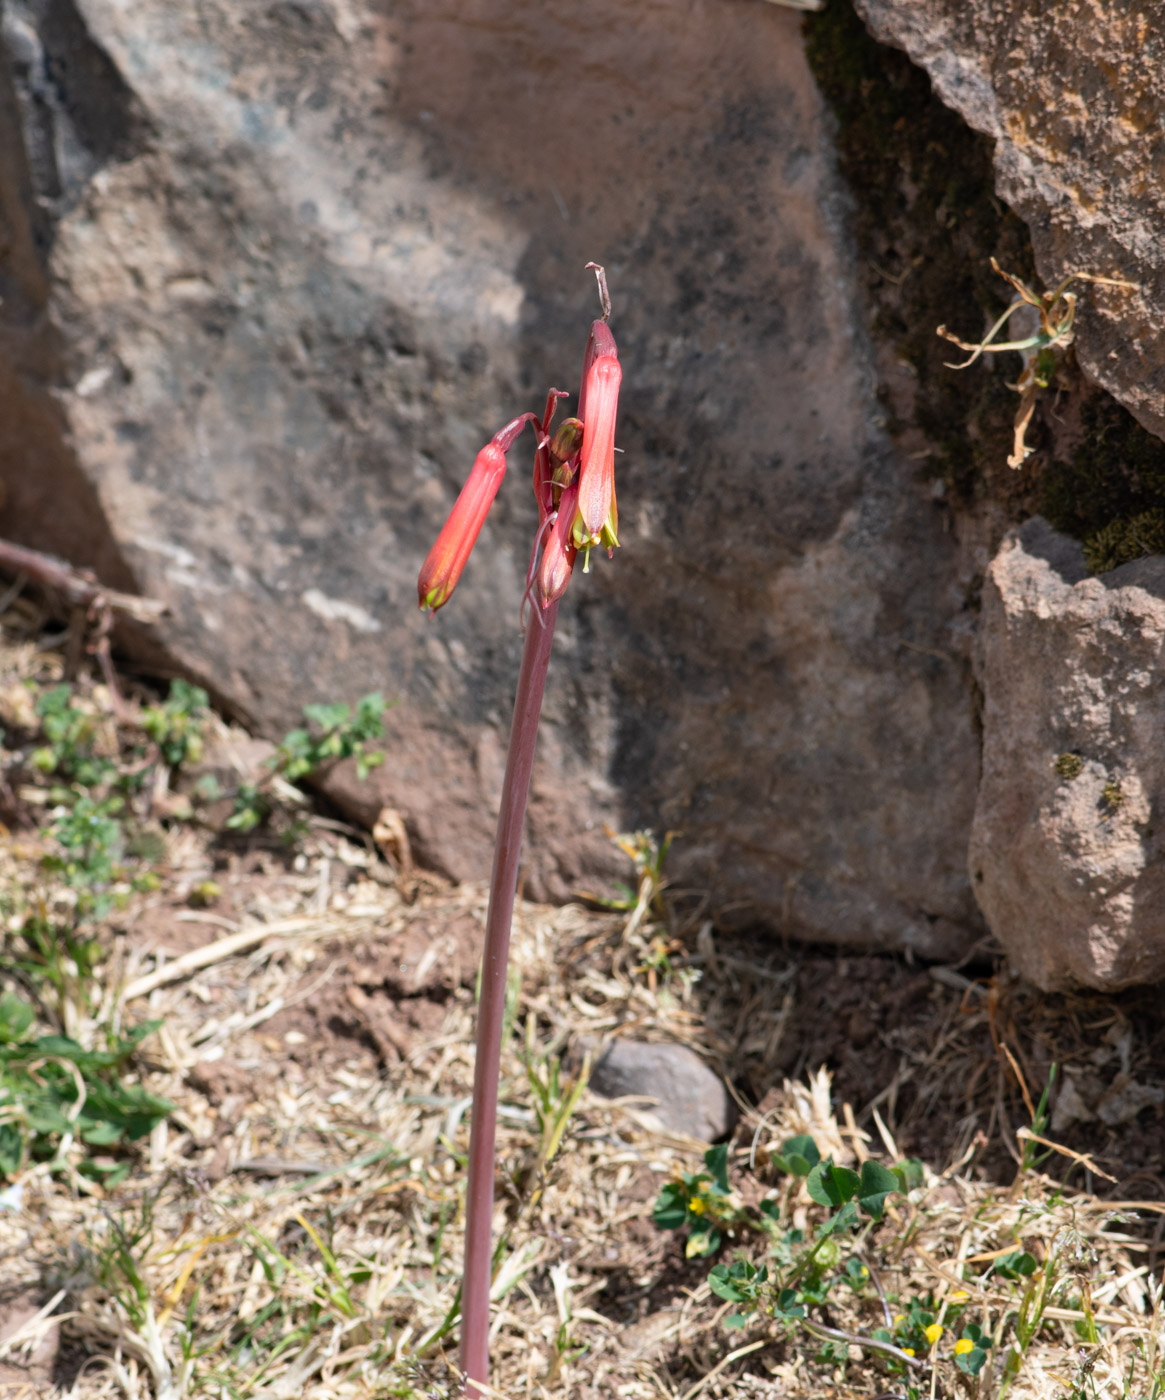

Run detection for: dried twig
[[0, 538, 166, 623], [0, 536, 167, 711], [121, 916, 327, 1000]]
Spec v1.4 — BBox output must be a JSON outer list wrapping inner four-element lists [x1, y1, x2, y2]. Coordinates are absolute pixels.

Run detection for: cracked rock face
[[972, 519, 1165, 991], [854, 0, 1165, 441], [0, 0, 983, 954]]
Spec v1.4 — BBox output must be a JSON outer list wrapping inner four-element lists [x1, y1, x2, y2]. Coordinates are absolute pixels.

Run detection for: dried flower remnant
[[937, 259, 1135, 468]]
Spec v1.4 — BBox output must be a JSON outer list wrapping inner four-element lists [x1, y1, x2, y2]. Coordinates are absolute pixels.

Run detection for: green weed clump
[[654, 1137, 915, 1339], [0, 991, 171, 1184], [227, 691, 389, 832], [2, 665, 392, 1189]]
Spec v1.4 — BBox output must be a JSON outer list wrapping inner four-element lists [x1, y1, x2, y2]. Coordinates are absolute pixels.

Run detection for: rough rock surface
[[853, 0, 1165, 441], [972, 519, 1165, 991], [0, 0, 983, 955], [588, 1039, 735, 1144]]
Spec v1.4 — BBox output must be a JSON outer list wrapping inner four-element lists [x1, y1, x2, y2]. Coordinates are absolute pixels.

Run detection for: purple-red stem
[[460, 600, 560, 1390]]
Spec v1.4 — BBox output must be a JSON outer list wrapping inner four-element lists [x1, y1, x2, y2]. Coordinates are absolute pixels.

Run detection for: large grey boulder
[[972, 519, 1165, 991], [854, 0, 1165, 441], [0, 0, 983, 955]]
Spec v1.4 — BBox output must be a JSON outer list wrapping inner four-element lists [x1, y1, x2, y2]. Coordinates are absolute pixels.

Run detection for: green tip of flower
[[420, 582, 450, 613]]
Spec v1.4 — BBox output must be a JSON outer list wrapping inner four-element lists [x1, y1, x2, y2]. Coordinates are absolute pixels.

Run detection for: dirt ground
[[0, 605, 1164, 1400]]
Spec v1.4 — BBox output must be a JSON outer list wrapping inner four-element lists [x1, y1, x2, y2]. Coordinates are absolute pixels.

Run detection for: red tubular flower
[[418, 414, 537, 613], [535, 482, 580, 608], [574, 329, 621, 555], [417, 443, 507, 613]]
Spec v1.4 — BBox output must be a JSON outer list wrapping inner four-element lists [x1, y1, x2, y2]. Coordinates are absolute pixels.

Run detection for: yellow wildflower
[[902, 1348, 915, 1357], [949, 1290, 969, 1304], [893, 1314, 906, 1326], [925, 1323, 943, 1346], [688, 1195, 706, 1215], [955, 1339, 974, 1356]]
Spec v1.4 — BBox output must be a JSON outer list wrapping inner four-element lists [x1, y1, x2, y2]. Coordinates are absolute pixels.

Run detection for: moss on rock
[[1042, 396, 1165, 573]]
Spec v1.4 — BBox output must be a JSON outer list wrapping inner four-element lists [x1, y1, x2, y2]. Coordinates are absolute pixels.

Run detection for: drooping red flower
[[417, 413, 535, 614], [417, 268, 622, 620], [573, 322, 621, 557]]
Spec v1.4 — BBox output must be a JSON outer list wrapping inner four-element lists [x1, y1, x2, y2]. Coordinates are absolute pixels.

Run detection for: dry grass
[[0, 599, 1162, 1400]]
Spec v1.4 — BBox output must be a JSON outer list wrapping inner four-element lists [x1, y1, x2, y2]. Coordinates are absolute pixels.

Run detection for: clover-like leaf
[[704, 1143, 730, 1194], [956, 1345, 991, 1376], [773, 1288, 806, 1320], [892, 1157, 924, 1191], [652, 1181, 690, 1231], [806, 1159, 860, 1209], [773, 1133, 821, 1177], [0, 994, 34, 1045], [996, 1250, 1038, 1279], [858, 1159, 900, 1220]]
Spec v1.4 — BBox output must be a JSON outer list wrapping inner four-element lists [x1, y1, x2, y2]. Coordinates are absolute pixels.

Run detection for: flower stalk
[[415, 265, 621, 1392], [460, 595, 559, 1386]]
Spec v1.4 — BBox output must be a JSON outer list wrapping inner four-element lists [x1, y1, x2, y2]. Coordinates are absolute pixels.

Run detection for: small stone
[[588, 1039, 735, 1142]]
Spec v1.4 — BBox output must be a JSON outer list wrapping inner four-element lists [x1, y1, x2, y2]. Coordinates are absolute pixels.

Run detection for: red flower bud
[[536, 483, 579, 608], [417, 442, 507, 613], [549, 417, 584, 469]]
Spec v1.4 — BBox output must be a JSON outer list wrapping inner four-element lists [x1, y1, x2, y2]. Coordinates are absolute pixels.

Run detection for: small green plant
[[228, 692, 389, 832], [938, 259, 1135, 469], [954, 1321, 993, 1376], [584, 828, 676, 946], [520, 1018, 590, 1207], [709, 1258, 771, 1329], [3, 916, 104, 1035], [44, 792, 126, 915], [31, 684, 116, 786], [653, 1143, 740, 1258], [1020, 1062, 1057, 1173], [280, 694, 389, 780], [0, 992, 172, 1182], [546, 1260, 589, 1383], [654, 1134, 919, 1354], [25, 678, 213, 923], [998, 1236, 1067, 1399], [140, 678, 209, 768]]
